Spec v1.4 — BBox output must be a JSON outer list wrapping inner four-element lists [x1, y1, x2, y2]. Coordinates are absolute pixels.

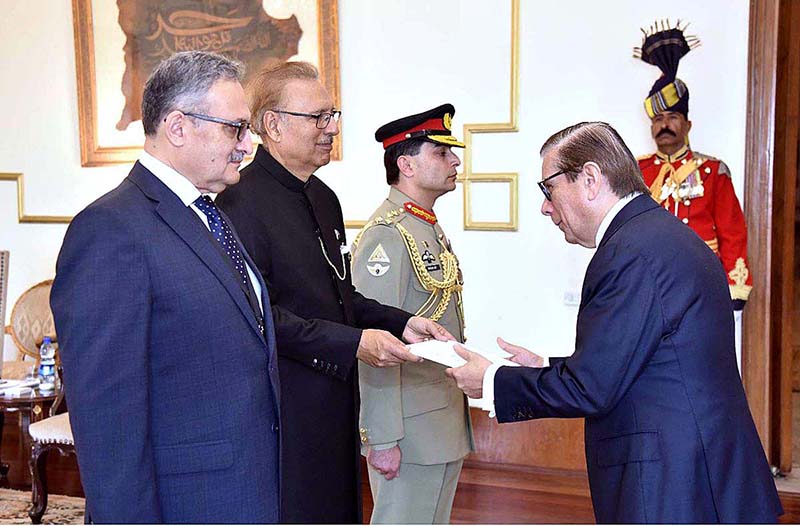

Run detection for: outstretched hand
[[356, 329, 421, 368], [497, 337, 544, 367]]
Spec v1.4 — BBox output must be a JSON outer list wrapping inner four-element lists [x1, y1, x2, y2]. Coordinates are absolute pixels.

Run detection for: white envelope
[[407, 340, 520, 368]]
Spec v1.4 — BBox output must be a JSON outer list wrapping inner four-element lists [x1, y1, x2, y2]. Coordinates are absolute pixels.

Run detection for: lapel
[[599, 194, 659, 248], [127, 162, 266, 345]]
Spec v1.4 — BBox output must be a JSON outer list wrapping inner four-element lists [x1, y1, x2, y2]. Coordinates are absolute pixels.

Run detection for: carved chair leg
[[28, 441, 49, 524]]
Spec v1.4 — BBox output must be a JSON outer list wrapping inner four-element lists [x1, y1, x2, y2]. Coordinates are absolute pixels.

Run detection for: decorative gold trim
[[71, 0, 342, 167], [0, 174, 72, 224], [728, 257, 752, 301], [461, 174, 519, 231], [461, 0, 520, 231]]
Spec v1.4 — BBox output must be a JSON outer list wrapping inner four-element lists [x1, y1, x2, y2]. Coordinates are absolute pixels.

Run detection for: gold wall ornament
[[460, 0, 520, 231], [0, 174, 72, 224]]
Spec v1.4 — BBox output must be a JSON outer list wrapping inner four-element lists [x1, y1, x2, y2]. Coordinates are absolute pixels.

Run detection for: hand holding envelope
[[432, 338, 547, 406]]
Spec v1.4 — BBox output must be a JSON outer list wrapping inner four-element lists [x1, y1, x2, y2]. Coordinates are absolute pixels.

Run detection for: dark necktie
[[193, 195, 251, 290], [194, 196, 267, 337]]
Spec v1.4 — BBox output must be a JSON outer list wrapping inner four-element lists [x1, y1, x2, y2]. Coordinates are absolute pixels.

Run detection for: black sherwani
[[217, 146, 411, 523]]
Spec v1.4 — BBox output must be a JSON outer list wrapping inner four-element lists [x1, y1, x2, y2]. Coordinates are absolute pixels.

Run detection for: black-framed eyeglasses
[[538, 169, 569, 201], [271, 109, 342, 129], [183, 112, 251, 141]]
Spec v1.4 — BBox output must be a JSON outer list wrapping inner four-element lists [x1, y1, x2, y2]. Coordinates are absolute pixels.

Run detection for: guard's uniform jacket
[[351, 188, 473, 465], [638, 145, 752, 302]]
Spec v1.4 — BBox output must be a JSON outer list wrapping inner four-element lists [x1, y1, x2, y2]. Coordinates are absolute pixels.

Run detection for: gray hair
[[248, 61, 319, 138], [142, 51, 244, 136], [540, 122, 649, 198]]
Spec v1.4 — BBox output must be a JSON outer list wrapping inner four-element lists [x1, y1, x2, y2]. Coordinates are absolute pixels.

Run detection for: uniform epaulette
[[692, 150, 719, 163], [692, 151, 731, 177], [352, 208, 405, 248]]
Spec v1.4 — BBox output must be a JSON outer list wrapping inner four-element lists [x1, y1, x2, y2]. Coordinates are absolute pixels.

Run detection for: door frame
[[743, 0, 799, 469]]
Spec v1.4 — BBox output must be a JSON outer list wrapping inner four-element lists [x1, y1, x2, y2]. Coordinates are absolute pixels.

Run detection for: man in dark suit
[[216, 61, 452, 523], [447, 122, 782, 523], [50, 51, 281, 523]]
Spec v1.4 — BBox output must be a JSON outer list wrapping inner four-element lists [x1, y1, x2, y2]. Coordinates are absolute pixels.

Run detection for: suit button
[[272, 423, 279, 433], [338, 299, 343, 305]]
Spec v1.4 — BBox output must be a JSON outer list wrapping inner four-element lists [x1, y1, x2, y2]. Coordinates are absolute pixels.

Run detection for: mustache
[[656, 128, 677, 138], [229, 151, 245, 163]]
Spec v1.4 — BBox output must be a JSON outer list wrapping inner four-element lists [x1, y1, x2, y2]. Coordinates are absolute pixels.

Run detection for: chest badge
[[366, 244, 391, 277], [421, 249, 436, 264]]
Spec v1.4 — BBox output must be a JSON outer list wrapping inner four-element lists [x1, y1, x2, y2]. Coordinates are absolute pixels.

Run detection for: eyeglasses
[[183, 112, 251, 141], [271, 109, 342, 129], [537, 169, 569, 201]]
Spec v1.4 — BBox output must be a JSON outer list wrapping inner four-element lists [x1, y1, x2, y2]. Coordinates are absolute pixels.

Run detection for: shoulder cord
[[395, 223, 461, 322]]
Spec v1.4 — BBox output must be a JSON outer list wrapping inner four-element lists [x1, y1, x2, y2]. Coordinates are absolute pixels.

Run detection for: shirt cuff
[[480, 356, 550, 418], [481, 363, 503, 418]]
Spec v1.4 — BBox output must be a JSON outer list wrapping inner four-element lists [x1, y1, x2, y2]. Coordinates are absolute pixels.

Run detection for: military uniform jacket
[[351, 188, 474, 465], [638, 146, 752, 301], [216, 146, 412, 524]]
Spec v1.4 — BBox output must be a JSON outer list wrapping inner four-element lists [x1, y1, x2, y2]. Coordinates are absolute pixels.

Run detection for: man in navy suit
[[447, 122, 782, 523], [50, 51, 281, 523]]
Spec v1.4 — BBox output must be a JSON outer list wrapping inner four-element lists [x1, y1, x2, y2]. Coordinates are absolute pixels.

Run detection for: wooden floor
[[2, 412, 800, 523]]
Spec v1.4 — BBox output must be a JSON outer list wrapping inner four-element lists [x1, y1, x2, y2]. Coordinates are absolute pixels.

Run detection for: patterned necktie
[[193, 195, 251, 289]]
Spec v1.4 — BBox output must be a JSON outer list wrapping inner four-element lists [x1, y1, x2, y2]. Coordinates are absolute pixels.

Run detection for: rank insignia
[[367, 244, 390, 277]]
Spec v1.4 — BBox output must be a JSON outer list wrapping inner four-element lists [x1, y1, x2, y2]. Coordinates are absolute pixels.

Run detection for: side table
[[0, 385, 59, 485]]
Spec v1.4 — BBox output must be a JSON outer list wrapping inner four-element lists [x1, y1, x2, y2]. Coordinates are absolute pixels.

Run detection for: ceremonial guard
[[351, 104, 474, 524], [634, 21, 752, 309]]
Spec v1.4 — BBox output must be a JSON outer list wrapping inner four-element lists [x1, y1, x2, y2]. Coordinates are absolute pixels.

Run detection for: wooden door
[[774, 0, 800, 474]]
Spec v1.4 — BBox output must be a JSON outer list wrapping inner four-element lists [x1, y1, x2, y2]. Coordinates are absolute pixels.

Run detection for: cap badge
[[443, 113, 452, 131]]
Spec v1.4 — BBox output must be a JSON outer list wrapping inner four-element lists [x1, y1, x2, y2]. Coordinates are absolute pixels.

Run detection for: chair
[[3, 279, 57, 378], [28, 379, 75, 524]]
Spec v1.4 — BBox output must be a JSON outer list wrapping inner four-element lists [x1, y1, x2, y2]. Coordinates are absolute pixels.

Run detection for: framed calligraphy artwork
[[72, 0, 341, 167]]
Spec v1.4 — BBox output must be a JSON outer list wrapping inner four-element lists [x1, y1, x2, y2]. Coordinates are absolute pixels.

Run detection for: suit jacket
[[495, 195, 781, 523], [352, 188, 473, 465], [216, 146, 411, 523], [51, 162, 281, 523]]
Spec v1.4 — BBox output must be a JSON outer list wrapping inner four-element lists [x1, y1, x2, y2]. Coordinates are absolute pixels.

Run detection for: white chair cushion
[[29, 412, 73, 445]]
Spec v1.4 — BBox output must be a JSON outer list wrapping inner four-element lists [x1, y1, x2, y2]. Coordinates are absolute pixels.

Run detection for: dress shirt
[[479, 192, 641, 416], [139, 152, 263, 312]]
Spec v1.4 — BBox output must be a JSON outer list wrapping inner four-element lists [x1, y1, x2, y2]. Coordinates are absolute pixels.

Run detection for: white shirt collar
[[139, 151, 203, 206], [594, 192, 641, 247]]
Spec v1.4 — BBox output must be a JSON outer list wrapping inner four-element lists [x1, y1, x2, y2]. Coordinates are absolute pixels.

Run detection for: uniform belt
[[705, 237, 719, 253]]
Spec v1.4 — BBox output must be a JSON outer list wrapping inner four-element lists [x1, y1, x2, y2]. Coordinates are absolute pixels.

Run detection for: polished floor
[[1, 411, 799, 523]]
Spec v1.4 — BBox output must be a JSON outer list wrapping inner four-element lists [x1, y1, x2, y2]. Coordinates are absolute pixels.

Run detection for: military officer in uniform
[[351, 104, 474, 524], [634, 21, 752, 312]]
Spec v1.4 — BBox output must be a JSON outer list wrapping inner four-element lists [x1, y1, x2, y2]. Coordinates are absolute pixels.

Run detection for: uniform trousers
[[367, 458, 464, 524]]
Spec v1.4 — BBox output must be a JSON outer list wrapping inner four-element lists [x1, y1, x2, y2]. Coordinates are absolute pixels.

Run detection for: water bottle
[[38, 337, 56, 391]]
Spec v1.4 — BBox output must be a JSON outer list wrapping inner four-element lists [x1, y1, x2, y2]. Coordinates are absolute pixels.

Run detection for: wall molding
[[0, 174, 71, 224], [460, 0, 520, 231]]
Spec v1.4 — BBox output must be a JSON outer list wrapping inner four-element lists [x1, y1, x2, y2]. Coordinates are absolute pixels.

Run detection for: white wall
[[0, 0, 750, 360]]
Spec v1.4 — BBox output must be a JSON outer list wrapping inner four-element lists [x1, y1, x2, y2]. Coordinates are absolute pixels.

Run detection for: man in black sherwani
[[216, 61, 453, 524]]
